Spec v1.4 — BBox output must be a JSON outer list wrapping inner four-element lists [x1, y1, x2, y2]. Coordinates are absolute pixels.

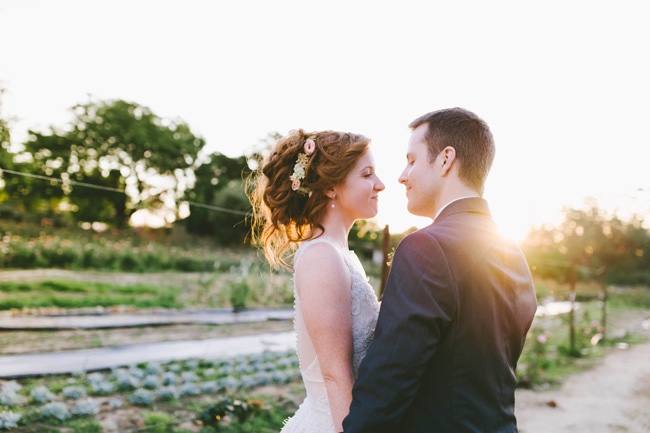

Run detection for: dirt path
[[516, 320, 650, 433]]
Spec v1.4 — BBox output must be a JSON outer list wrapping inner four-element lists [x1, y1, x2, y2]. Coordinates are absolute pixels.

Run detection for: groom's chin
[[406, 203, 424, 218]]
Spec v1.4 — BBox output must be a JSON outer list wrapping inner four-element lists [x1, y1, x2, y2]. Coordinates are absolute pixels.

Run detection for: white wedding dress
[[281, 239, 380, 433]]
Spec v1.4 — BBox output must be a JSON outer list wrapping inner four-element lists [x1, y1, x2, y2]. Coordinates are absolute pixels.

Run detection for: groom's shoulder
[[397, 226, 442, 254]]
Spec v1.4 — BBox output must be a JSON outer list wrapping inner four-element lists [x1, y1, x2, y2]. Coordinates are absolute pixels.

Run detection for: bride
[[248, 129, 385, 432]]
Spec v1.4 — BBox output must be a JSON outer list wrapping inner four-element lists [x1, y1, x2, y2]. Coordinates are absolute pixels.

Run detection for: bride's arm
[[296, 243, 354, 432]]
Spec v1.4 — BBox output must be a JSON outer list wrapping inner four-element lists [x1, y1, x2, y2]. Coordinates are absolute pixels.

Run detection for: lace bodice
[[281, 238, 380, 432]]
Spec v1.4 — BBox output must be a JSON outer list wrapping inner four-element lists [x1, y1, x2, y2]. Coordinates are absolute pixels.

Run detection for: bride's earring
[[331, 194, 335, 208]]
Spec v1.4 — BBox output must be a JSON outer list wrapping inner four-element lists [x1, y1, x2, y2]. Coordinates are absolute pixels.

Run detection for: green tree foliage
[[183, 152, 253, 245], [521, 202, 650, 285], [0, 87, 11, 166], [181, 132, 280, 245], [0, 88, 11, 207], [5, 97, 205, 227], [0, 86, 33, 220]]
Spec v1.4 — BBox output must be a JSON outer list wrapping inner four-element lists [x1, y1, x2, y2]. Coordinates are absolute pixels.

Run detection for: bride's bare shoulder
[[295, 242, 350, 298]]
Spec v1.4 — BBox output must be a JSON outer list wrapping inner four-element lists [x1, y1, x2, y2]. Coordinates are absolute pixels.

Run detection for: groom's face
[[399, 123, 441, 218]]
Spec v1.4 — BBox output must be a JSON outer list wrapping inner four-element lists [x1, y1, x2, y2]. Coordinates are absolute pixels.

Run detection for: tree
[[0, 86, 36, 220], [181, 132, 281, 245], [521, 202, 650, 285], [9, 97, 205, 227], [0, 87, 10, 165], [183, 152, 253, 244]]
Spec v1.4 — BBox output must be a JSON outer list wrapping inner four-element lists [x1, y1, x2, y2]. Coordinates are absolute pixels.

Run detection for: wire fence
[[0, 167, 249, 216]]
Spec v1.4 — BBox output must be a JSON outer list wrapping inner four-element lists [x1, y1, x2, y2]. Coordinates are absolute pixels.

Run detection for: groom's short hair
[[409, 107, 495, 195]]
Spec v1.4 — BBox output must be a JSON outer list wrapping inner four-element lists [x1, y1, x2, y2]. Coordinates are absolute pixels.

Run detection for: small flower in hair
[[289, 136, 317, 195], [304, 138, 316, 155]]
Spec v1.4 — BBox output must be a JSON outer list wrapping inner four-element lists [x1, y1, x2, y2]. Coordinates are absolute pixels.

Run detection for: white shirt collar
[[433, 196, 477, 222]]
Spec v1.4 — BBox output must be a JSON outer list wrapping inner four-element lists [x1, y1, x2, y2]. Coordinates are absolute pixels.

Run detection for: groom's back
[[345, 198, 537, 433], [405, 204, 537, 432]]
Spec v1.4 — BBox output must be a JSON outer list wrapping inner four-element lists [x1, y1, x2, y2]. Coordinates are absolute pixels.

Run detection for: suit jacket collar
[[434, 197, 491, 224]]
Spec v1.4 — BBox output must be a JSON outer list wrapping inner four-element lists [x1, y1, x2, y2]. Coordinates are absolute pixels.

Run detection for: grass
[[0, 219, 264, 273], [0, 280, 183, 311], [0, 270, 299, 312], [516, 284, 650, 389]]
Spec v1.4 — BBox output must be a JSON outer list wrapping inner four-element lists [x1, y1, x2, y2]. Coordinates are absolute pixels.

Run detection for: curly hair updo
[[248, 129, 370, 270]]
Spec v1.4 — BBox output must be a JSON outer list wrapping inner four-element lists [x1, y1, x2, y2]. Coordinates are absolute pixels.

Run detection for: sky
[[1, 0, 649, 240]]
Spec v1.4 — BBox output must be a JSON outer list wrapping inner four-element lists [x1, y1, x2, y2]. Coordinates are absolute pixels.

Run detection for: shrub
[[143, 411, 176, 433], [161, 372, 178, 386], [199, 381, 219, 394], [68, 418, 103, 433], [145, 362, 164, 375], [85, 373, 105, 384], [70, 399, 100, 416], [89, 381, 114, 395], [39, 402, 71, 421], [114, 371, 140, 391], [178, 383, 201, 397], [229, 277, 250, 310], [197, 395, 265, 429], [518, 327, 554, 388], [143, 375, 161, 390], [129, 389, 154, 406], [0, 388, 21, 407], [30, 386, 55, 403], [156, 386, 179, 401], [181, 371, 198, 383], [0, 411, 21, 429], [62, 386, 87, 400], [108, 398, 123, 409]]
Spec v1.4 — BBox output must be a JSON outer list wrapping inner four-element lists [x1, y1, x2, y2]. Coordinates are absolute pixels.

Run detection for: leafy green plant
[[197, 394, 265, 429], [62, 386, 86, 400], [0, 383, 22, 407], [0, 410, 21, 429], [143, 411, 176, 433], [70, 399, 99, 417], [68, 418, 103, 433], [29, 386, 55, 404], [38, 402, 70, 421], [518, 327, 554, 388], [229, 278, 250, 311], [129, 389, 155, 406]]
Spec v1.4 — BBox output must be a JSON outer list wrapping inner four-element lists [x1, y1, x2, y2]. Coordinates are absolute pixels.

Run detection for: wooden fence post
[[568, 262, 577, 354], [379, 225, 390, 301], [600, 268, 608, 340]]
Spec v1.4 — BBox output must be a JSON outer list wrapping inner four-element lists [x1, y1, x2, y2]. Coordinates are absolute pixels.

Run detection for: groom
[[342, 108, 537, 432]]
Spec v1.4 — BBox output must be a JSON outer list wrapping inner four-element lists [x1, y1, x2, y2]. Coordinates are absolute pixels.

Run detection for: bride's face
[[333, 150, 385, 221]]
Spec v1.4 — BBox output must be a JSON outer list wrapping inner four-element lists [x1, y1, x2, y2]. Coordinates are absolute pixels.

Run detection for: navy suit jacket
[[343, 198, 537, 433]]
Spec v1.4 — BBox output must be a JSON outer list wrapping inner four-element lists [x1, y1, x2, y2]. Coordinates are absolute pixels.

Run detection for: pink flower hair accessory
[[304, 138, 316, 155], [289, 136, 317, 196]]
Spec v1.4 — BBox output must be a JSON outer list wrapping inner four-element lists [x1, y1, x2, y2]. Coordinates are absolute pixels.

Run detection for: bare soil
[[516, 312, 650, 433], [0, 320, 294, 355]]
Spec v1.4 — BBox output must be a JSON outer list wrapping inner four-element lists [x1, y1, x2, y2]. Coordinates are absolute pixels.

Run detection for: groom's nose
[[398, 170, 408, 185]]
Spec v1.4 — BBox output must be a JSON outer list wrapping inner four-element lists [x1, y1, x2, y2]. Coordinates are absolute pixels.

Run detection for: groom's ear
[[440, 146, 456, 175]]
